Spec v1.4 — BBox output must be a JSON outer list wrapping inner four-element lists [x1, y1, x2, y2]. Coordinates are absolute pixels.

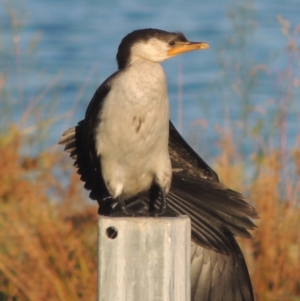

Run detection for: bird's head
[[116, 28, 209, 69]]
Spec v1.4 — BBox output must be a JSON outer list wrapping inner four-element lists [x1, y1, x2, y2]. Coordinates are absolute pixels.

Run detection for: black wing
[[59, 71, 121, 214], [169, 121, 219, 181], [167, 124, 257, 301], [167, 123, 257, 253]]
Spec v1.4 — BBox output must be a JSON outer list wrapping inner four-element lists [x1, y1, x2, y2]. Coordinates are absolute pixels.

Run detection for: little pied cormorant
[[59, 28, 258, 301]]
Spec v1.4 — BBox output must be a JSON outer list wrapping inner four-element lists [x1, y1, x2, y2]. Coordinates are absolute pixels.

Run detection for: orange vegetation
[[0, 127, 299, 300], [0, 128, 98, 300], [216, 133, 300, 301]]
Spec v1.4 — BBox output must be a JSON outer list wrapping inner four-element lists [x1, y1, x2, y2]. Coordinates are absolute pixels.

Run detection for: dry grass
[[0, 128, 98, 300], [0, 126, 299, 300], [249, 151, 300, 301], [215, 133, 300, 301]]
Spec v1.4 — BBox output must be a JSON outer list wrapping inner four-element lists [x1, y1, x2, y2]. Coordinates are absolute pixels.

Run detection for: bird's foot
[[110, 197, 136, 217], [150, 189, 178, 217]]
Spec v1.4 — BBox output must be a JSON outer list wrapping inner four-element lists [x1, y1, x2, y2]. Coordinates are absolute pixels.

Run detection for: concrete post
[[97, 216, 191, 301]]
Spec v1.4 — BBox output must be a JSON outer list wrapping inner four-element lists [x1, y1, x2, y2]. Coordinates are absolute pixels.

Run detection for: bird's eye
[[169, 41, 175, 46]]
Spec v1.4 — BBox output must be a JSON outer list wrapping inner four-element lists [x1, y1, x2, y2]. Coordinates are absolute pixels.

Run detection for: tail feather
[[191, 239, 254, 301]]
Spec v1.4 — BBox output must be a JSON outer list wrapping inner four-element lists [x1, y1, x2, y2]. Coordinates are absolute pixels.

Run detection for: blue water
[[0, 0, 299, 161]]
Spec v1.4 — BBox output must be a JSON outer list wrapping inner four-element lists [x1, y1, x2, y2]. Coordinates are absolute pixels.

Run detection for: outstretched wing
[[169, 121, 219, 181], [168, 124, 257, 301], [59, 71, 121, 214], [167, 122, 258, 252]]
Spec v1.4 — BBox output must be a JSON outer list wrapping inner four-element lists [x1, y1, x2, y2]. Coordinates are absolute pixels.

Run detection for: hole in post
[[106, 227, 118, 239]]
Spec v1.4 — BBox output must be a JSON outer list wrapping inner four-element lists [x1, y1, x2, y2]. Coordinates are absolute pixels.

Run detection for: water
[[0, 0, 299, 161]]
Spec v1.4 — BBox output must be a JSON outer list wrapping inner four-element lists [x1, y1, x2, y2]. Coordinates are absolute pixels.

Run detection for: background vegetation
[[0, 2, 299, 301]]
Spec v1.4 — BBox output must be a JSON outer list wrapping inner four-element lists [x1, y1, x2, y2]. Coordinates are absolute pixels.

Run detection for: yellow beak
[[167, 42, 209, 57]]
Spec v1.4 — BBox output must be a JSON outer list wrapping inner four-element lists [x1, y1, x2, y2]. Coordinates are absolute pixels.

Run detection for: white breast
[[95, 61, 172, 199]]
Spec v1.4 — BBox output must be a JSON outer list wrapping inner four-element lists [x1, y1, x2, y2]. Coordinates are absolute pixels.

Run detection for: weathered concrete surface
[[98, 216, 191, 301]]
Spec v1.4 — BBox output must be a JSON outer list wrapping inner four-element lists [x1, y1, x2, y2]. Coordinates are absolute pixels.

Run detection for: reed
[[0, 129, 98, 300]]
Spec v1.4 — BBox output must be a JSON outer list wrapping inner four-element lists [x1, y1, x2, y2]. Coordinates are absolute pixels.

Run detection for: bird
[[59, 28, 258, 301]]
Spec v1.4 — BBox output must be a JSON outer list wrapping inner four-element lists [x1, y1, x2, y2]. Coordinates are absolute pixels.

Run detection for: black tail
[[190, 237, 254, 301]]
